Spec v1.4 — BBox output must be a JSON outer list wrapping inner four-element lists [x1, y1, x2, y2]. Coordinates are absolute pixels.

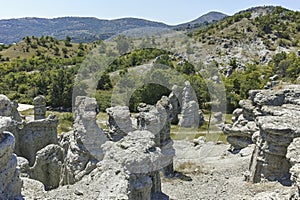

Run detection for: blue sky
[[2, 0, 300, 25]]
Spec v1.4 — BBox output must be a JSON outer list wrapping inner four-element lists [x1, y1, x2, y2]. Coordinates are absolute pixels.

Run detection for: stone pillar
[[168, 85, 181, 125], [33, 95, 46, 120], [178, 81, 200, 128]]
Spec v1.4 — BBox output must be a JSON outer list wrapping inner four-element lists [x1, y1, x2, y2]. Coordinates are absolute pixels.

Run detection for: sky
[[1, 0, 300, 25]]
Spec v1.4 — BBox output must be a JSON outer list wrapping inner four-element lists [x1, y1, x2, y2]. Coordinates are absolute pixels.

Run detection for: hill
[[0, 17, 170, 44], [175, 11, 228, 30], [0, 12, 227, 44], [191, 6, 300, 67]]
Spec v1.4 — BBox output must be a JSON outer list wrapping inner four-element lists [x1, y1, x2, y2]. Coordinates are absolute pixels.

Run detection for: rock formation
[[33, 95, 46, 120], [137, 96, 175, 176], [0, 116, 22, 199], [72, 96, 107, 161], [287, 138, 300, 198], [178, 81, 203, 128], [228, 84, 300, 185], [15, 114, 59, 166], [168, 85, 181, 125], [29, 144, 64, 190], [25, 129, 172, 200], [59, 96, 107, 185], [106, 105, 133, 141], [223, 97, 259, 150], [1, 94, 59, 166]]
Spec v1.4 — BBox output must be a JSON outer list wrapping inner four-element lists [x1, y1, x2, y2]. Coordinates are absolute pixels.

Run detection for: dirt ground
[[161, 140, 296, 200], [22, 140, 296, 200]]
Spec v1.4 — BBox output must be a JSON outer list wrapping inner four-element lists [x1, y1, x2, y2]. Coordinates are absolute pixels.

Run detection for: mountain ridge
[[0, 12, 227, 44]]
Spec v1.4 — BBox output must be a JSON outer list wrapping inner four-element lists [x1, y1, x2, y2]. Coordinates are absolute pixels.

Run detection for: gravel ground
[[161, 141, 295, 200]]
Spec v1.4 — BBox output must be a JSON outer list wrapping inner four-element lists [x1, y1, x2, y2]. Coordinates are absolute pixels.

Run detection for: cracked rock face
[[29, 144, 64, 190], [26, 130, 172, 200]]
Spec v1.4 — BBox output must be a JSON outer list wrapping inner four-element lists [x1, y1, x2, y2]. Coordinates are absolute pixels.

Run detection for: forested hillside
[[0, 6, 299, 113]]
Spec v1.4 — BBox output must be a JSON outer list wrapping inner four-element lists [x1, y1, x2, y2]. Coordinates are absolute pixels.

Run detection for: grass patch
[[96, 112, 109, 130], [19, 108, 34, 116], [54, 112, 74, 134]]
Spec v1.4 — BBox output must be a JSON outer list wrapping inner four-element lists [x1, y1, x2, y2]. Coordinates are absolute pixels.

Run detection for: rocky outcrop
[[106, 106, 133, 141], [1, 94, 59, 166], [136, 96, 175, 177], [59, 96, 107, 185], [223, 97, 259, 150], [15, 114, 59, 166], [235, 84, 300, 184], [178, 81, 203, 128], [29, 144, 64, 190], [0, 117, 22, 199], [23, 130, 173, 200], [73, 96, 107, 161], [287, 138, 300, 198]]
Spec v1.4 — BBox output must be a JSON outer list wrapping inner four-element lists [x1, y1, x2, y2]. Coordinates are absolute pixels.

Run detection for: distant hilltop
[[0, 11, 227, 44]]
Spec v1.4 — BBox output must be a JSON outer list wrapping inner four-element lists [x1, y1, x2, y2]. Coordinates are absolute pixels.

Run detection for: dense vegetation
[[0, 36, 95, 107]]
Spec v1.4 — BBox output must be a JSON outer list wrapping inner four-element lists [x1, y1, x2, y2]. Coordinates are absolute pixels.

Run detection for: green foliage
[[129, 84, 171, 112], [65, 36, 72, 47], [95, 90, 112, 112], [106, 48, 168, 73], [97, 73, 112, 90], [223, 64, 271, 112], [0, 36, 88, 108], [270, 52, 300, 81]]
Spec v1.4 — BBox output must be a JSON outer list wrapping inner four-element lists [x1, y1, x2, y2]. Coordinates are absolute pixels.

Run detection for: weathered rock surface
[[1, 94, 59, 166], [223, 98, 259, 150], [29, 144, 64, 190], [168, 85, 181, 125], [229, 84, 300, 185], [106, 105, 133, 141], [60, 96, 107, 185], [178, 81, 203, 128], [33, 95, 47, 120], [73, 96, 107, 161], [137, 97, 175, 175], [287, 137, 300, 198], [14, 114, 59, 166], [0, 117, 22, 199], [24, 130, 172, 200]]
